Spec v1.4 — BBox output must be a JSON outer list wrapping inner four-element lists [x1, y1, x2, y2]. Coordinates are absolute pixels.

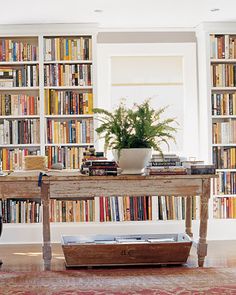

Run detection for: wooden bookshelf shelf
[[209, 33, 236, 221]]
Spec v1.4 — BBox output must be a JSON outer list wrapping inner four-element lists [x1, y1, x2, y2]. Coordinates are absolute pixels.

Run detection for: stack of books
[[81, 160, 118, 176], [145, 154, 187, 175], [80, 147, 118, 176]]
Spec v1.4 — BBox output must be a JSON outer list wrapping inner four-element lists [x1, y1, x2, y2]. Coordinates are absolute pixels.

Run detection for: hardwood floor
[[0, 241, 236, 271]]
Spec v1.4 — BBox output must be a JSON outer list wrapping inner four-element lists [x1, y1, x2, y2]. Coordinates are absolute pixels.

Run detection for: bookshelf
[[210, 33, 236, 220], [197, 23, 236, 239], [0, 36, 41, 171], [0, 25, 98, 243], [0, 33, 94, 172]]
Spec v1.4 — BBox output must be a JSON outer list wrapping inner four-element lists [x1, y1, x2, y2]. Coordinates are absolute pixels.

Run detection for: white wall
[[110, 56, 184, 153], [96, 42, 199, 159]]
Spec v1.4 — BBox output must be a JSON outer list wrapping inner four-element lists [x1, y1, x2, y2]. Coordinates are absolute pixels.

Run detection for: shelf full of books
[[0, 33, 95, 172], [0, 195, 199, 225], [43, 35, 94, 170], [0, 36, 40, 172], [210, 33, 236, 219]]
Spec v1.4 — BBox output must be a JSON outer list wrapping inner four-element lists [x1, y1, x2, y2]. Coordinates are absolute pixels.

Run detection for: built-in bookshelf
[[0, 36, 41, 171], [0, 34, 94, 172], [0, 26, 99, 244], [210, 33, 236, 220], [43, 35, 94, 170]]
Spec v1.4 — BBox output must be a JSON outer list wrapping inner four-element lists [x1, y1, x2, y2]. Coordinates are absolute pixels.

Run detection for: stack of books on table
[[81, 160, 118, 176], [80, 147, 118, 176], [145, 154, 187, 175]]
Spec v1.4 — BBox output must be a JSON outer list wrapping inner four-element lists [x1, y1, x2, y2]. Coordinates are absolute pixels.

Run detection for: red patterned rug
[[1, 267, 236, 295]]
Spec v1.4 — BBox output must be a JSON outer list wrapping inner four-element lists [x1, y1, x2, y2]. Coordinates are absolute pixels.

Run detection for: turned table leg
[[185, 196, 193, 238], [41, 182, 52, 270], [197, 179, 210, 267]]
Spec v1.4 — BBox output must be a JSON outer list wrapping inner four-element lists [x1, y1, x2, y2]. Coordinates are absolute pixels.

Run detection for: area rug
[[1, 267, 236, 295]]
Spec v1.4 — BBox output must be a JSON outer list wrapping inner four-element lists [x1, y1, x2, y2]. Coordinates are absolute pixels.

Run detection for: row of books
[[213, 147, 236, 169], [213, 197, 236, 219], [44, 64, 92, 87], [0, 94, 40, 116], [44, 90, 93, 115], [46, 118, 94, 144], [46, 146, 85, 169], [0, 195, 201, 224], [212, 120, 236, 144], [0, 199, 42, 223], [211, 93, 236, 116], [0, 148, 40, 171], [49, 199, 95, 222], [0, 198, 95, 223], [99, 196, 152, 222], [213, 172, 236, 195], [210, 34, 236, 59], [0, 66, 39, 87], [0, 39, 38, 62], [211, 64, 236, 87], [157, 195, 199, 221], [0, 119, 40, 145], [44, 37, 92, 61]]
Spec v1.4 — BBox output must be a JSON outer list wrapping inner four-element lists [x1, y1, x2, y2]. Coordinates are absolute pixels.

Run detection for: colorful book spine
[[213, 172, 236, 195], [0, 119, 40, 145], [0, 199, 42, 223], [49, 199, 95, 222], [44, 64, 92, 87], [210, 34, 236, 59], [0, 39, 38, 62], [213, 197, 236, 219], [44, 90, 93, 115], [99, 196, 152, 222], [0, 65, 39, 87], [0, 94, 40, 115], [44, 37, 92, 61], [0, 148, 40, 171], [46, 118, 93, 144], [46, 146, 86, 169], [157, 196, 199, 221]]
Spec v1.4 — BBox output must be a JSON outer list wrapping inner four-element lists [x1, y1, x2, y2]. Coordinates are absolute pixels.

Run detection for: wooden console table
[[40, 173, 217, 270]]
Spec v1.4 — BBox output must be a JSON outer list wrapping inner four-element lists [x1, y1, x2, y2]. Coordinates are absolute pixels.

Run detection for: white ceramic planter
[[113, 148, 152, 174]]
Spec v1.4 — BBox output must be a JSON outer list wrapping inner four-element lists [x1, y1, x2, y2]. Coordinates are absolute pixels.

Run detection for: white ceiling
[[1, 0, 236, 29]]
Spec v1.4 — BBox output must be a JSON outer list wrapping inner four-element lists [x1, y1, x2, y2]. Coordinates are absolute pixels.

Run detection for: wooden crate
[[61, 233, 192, 267]]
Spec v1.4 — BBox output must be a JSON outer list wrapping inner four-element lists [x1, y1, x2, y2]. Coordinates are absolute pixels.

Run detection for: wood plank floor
[[0, 241, 236, 271]]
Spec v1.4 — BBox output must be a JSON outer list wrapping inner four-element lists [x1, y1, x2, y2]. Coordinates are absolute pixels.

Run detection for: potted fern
[[93, 99, 177, 174]]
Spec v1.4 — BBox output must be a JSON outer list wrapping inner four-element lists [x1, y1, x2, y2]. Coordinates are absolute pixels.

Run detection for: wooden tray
[[61, 233, 192, 267]]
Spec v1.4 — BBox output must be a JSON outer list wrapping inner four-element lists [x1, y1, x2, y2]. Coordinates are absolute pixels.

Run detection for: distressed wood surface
[[45, 173, 217, 181], [198, 179, 210, 267], [41, 182, 52, 271], [62, 242, 192, 266], [185, 196, 193, 237], [48, 178, 203, 198], [0, 181, 40, 198]]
